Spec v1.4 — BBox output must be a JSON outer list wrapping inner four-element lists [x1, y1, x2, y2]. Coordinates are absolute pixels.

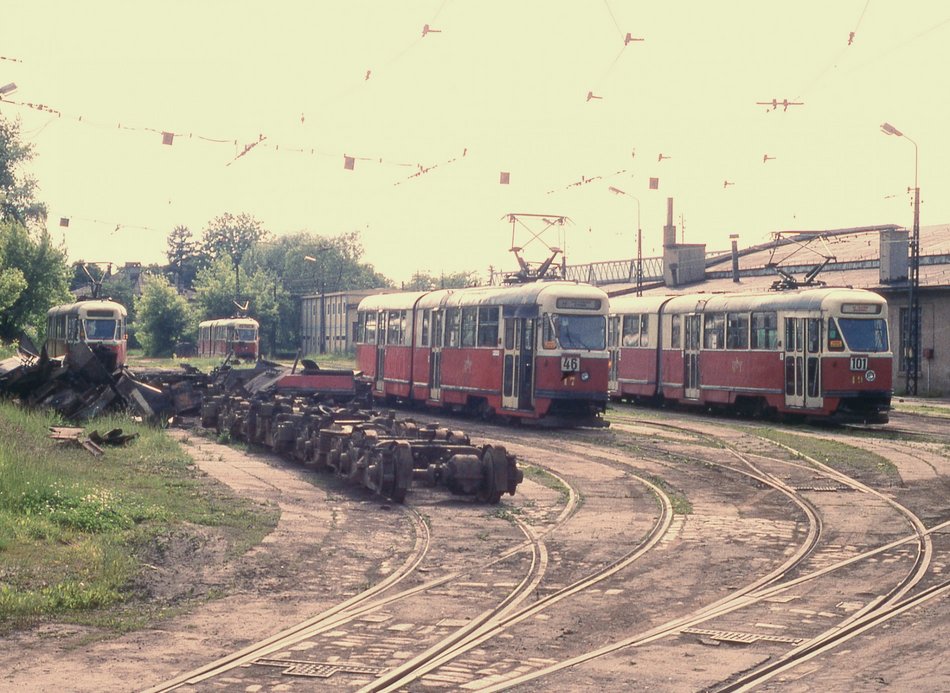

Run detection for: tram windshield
[[547, 314, 606, 351], [835, 318, 889, 352], [235, 326, 258, 342], [83, 318, 119, 340]]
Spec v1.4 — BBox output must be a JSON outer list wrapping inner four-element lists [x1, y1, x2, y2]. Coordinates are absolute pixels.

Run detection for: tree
[[404, 269, 481, 290], [165, 225, 203, 291], [134, 274, 192, 357], [0, 117, 46, 227], [0, 222, 70, 342], [201, 213, 268, 298], [192, 257, 240, 321], [192, 258, 289, 356], [242, 231, 391, 353]]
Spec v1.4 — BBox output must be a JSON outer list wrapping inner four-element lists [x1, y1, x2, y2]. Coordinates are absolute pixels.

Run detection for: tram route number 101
[[561, 355, 581, 372], [850, 356, 868, 371]]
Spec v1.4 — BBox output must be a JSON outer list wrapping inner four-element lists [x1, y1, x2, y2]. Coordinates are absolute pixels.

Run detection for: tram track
[[465, 411, 943, 691], [148, 406, 947, 691]]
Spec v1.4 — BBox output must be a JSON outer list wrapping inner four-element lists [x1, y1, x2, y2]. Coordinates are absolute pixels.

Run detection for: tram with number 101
[[608, 287, 892, 422]]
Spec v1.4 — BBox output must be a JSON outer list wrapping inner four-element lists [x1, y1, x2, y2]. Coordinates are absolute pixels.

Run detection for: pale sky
[[1, 1, 948, 284]]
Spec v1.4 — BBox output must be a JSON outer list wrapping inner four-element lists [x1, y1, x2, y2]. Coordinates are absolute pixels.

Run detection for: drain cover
[[255, 657, 386, 679]]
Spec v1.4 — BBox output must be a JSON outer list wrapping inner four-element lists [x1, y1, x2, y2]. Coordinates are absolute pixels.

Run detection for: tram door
[[428, 309, 443, 401], [784, 316, 823, 409], [607, 316, 620, 392], [374, 311, 386, 394], [502, 317, 535, 410], [683, 314, 701, 399]]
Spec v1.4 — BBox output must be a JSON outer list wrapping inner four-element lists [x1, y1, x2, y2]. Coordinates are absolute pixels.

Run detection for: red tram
[[608, 287, 892, 422], [355, 281, 610, 426], [46, 300, 128, 371], [197, 317, 260, 360]]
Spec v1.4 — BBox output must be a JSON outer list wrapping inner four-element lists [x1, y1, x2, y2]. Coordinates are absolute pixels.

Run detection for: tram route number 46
[[850, 356, 868, 371], [561, 355, 581, 372]]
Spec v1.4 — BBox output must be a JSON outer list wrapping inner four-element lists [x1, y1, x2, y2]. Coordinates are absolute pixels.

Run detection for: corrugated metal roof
[[603, 223, 950, 296]]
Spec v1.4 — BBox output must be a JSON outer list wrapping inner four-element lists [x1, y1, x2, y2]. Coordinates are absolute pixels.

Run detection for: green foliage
[[0, 222, 71, 342], [134, 274, 193, 356], [165, 224, 204, 291], [193, 257, 287, 355], [0, 404, 277, 629], [0, 117, 46, 227], [201, 212, 268, 295], [404, 269, 481, 290], [0, 263, 26, 315]]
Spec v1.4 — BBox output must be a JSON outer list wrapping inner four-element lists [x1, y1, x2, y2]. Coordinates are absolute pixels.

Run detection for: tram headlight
[[580, 371, 590, 382]]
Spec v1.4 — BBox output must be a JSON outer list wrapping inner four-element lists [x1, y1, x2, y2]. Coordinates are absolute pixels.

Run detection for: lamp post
[[881, 122, 920, 396], [304, 255, 326, 354], [608, 186, 643, 296]]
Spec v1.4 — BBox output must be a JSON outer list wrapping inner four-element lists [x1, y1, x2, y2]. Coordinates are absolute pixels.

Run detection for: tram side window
[[446, 308, 461, 347], [751, 311, 778, 349], [386, 310, 404, 345], [670, 314, 681, 349], [607, 316, 619, 348], [421, 310, 430, 346], [807, 319, 821, 353], [355, 314, 365, 343], [726, 312, 749, 349], [364, 312, 377, 344], [477, 306, 499, 347], [622, 314, 641, 347], [703, 313, 725, 349], [460, 307, 477, 347]]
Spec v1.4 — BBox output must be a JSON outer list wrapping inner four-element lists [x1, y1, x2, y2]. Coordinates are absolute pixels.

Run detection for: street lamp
[[880, 121, 921, 396], [304, 255, 326, 354], [0, 82, 16, 99], [609, 186, 643, 296]]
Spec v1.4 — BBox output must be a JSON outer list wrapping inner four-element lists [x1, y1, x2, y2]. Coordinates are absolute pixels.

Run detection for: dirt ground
[[0, 430, 375, 692], [1, 414, 948, 692]]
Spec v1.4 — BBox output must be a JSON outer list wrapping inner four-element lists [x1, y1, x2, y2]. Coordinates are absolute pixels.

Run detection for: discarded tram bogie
[[199, 368, 522, 504]]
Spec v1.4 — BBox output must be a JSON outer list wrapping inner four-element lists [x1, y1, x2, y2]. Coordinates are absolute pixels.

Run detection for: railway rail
[[139, 400, 949, 691]]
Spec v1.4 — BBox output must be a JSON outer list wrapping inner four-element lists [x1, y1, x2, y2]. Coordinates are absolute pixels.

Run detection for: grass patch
[[644, 475, 692, 515], [891, 402, 950, 419], [0, 402, 277, 632], [753, 427, 901, 485], [521, 465, 571, 502]]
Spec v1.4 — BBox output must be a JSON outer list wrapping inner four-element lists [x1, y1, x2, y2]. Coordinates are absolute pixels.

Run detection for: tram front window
[[548, 314, 606, 351], [84, 318, 118, 340], [235, 327, 257, 342], [836, 318, 888, 352]]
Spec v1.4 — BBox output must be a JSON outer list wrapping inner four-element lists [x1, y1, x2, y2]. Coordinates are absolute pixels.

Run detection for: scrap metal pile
[[0, 344, 524, 504], [200, 361, 523, 504], [0, 342, 176, 421]]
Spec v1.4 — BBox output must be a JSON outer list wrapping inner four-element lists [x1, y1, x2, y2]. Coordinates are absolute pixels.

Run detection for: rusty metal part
[[200, 383, 522, 504]]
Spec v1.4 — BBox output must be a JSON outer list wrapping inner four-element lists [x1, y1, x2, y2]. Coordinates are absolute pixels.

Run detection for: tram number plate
[[561, 355, 581, 372], [850, 356, 868, 371]]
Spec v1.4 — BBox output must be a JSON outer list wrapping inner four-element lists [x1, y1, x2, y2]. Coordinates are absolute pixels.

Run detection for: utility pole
[[881, 122, 920, 395]]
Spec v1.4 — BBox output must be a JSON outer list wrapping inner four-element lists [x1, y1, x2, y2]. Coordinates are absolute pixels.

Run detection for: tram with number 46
[[607, 287, 892, 422], [355, 281, 610, 426]]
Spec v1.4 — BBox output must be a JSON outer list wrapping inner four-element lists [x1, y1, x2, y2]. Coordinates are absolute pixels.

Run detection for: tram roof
[[631, 286, 887, 314], [47, 299, 127, 318], [358, 281, 607, 313], [198, 317, 260, 327]]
